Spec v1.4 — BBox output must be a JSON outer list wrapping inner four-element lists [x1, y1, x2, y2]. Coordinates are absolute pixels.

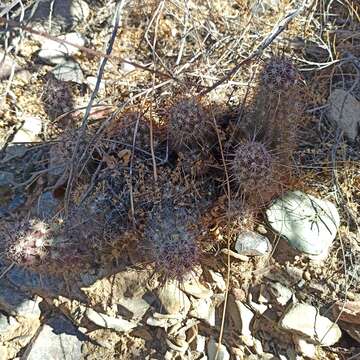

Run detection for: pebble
[[52, 59, 84, 83], [279, 302, 342, 346], [207, 337, 230, 360], [86, 76, 106, 93], [22, 315, 86, 360], [293, 336, 317, 359], [157, 281, 190, 316], [235, 230, 272, 256], [207, 269, 226, 292], [189, 297, 215, 326], [235, 301, 254, 339], [12, 116, 42, 143], [268, 282, 293, 307], [328, 89, 360, 140], [180, 278, 213, 299], [85, 308, 137, 333], [38, 32, 86, 65], [266, 191, 340, 257]]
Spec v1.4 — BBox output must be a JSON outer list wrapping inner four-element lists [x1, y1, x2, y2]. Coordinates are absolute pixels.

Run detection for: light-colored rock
[[328, 89, 360, 140], [180, 278, 213, 299], [293, 336, 317, 359], [190, 297, 215, 326], [157, 281, 190, 316], [0, 314, 18, 334], [85, 308, 136, 333], [52, 59, 84, 83], [279, 303, 342, 346], [0, 281, 42, 318], [207, 337, 230, 360], [235, 231, 272, 256], [0, 345, 8, 359], [121, 61, 136, 73], [195, 334, 207, 353], [268, 282, 293, 307], [38, 32, 86, 64], [207, 270, 226, 292], [266, 191, 340, 256], [12, 116, 42, 143], [22, 315, 85, 360], [236, 301, 254, 338], [86, 76, 106, 93]]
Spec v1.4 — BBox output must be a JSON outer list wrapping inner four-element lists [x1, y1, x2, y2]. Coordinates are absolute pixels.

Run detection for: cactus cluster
[[261, 57, 298, 92], [230, 140, 273, 192], [144, 201, 200, 281]]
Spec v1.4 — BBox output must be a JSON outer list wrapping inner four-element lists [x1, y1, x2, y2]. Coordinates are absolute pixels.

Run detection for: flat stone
[[293, 336, 317, 359], [266, 191, 340, 256], [190, 297, 215, 326], [332, 301, 360, 325], [22, 315, 86, 360], [207, 337, 230, 360], [328, 89, 360, 140], [180, 278, 213, 299], [86, 76, 106, 93], [23, 0, 90, 36], [85, 308, 136, 333], [38, 32, 86, 65], [157, 281, 190, 316], [235, 230, 272, 256], [0, 280, 41, 318], [279, 302, 342, 346], [52, 59, 84, 83], [12, 116, 42, 143], [207, 269, 226, 292], [0, 313, 18, 333], [268, 282, 293, 307]]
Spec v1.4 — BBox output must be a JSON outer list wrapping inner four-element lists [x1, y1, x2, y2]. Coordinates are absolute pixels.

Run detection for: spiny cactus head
[[231, 140, 273, 192], [144, 201, 200, 281], [167, 97, 212, 152], [261, 57, 298, 92], [5, 219, 51, 268]]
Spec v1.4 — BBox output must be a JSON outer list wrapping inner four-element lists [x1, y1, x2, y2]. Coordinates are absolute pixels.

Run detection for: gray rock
[[328, 89, 360, 140], [23, 0, 90, 36], [189, 297, 215, 326], [207, 337, 230, 360], [266, 191, 340, 256], [38, 32, 86, 65], [279, 302, 342, 346], [85, 308, 137, 333], [157, 281, 190, 316], [23, 315, 86, 360], [0, 280, 41, 318], [52, 59, 84, 83], [235, 231, 272, 256]]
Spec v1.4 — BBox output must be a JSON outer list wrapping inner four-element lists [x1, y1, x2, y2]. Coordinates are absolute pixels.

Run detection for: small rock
[[207, 269, 226, 292], [38, 32, 86, 65], [12, 116, 42, 143], [268, 282, 293, 307], [85, 308, 137, 333], [332, 300, 360, 325], [293, 336, 317, 359], [328, 89, 360, 140], [121, 61, 136, 73], [207, 337, 230, 360], [190, 297, 215, 326], [279, 302, 342, 346], [235, 230, 272, 256], [0, 313, 18, 333], [266, 191, 340, 257], [195, 334, 207, 353], [180, 278, 213, 299], [235, 301, 254, 338], [22, 315, 86, 360], [0, 281, 42, 318], [157, 281, 190, 316], [86, 76, 106, 93], [0, 51, 21, 80], [52, 59, 84, 83]]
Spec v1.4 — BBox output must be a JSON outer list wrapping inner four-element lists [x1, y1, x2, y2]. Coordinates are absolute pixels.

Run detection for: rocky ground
[[0, 0, 360, 359]]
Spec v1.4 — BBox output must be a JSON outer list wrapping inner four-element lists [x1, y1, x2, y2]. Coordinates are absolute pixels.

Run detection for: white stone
[[293, 336, 317, 359], [207, 337, 230, 360], [235, 301, 254, 338], [157, 281, 190, 316], [85, 308, 136, 333], [328, 89, 360, 140], [207, 270, 226, 292], [235, 231, 272, 256], [190, 297, 215, 326], [266, 191, 340, 256], [38, 32, 86, 64], [180, 278, 213, 299], [279, 303, 342, 346], [86, 76, 106, 93]]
